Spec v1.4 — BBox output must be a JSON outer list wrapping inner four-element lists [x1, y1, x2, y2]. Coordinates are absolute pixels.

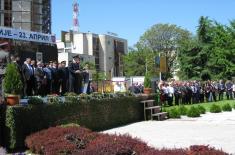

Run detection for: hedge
[[0, 104, 6, 146], [1, 96, 144, 150]]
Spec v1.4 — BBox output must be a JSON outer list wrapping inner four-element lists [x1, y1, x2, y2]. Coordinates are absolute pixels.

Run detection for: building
[[0, 0, 51, 33], [0, 0, 57, 64], [57, 31, 128, 77]]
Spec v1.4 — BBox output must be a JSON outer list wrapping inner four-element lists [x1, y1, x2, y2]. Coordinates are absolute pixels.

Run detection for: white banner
[[0, 26, 56, 44]]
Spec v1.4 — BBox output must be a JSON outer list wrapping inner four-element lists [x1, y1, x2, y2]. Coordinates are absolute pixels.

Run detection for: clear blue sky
[[52, 0, 235, 47]]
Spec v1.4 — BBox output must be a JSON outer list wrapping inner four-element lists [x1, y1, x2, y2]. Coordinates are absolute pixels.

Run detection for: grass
[[164, 100, 235, 112]]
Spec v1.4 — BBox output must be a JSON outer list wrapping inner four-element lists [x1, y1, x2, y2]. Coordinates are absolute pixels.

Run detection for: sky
[[52, 0, 235, 47]]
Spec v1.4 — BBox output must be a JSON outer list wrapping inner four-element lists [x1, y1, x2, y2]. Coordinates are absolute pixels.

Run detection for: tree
[[137, 24, 191, 77], [123, 47, 157, 77], [178, 16, 235, 80], [3, 63, 23, 95], [197, 16, 213, 43]]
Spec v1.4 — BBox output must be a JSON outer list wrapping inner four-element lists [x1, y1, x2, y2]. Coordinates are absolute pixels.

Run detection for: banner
[[0, 26, 56, 44], [155, 56, 160, 68], [160, 56, 168, 73]]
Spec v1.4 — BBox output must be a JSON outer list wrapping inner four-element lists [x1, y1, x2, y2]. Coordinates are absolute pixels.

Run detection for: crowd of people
[[4, 54, 91, 97], [158, 80, 235, 106]]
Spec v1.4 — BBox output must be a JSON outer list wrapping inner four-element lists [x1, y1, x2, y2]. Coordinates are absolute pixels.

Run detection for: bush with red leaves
[[26, 126, 228, 155], [188, 145, 228, 155], [25, 126, 98, 155], [80, 134, 150, 155], [143, 148, 187, 155]]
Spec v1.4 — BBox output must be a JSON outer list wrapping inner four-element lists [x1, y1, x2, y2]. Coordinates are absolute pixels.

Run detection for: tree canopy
[[124, 24, 191, 78], [124, 17, 235, 80], [178, 16, 235, 80]]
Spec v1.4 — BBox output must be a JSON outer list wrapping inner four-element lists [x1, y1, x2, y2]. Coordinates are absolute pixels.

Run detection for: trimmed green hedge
[[187, 106, 201, 118], [210, 104, 222, 113], [0, 104, 6, 146], [1, 96, 143, 149]]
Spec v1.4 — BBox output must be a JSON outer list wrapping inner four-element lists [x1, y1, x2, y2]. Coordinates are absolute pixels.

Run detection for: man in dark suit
[[22, 58, 34, 96], [68, 55, 82, 94], [31, 59, 37, 95], [34, 61, 46, 96], [58, 61, 69, 95], [50, 61, 59, 94], [218, 80, 225, 100]]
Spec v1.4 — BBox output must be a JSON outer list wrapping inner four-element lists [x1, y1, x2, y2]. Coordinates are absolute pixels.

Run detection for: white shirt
[[167, 86, 174, 95], [162, 86, 168, 94], [233, 84, 235, 92]]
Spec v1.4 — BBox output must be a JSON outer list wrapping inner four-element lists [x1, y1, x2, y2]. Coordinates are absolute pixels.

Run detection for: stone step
[[145, 106, 161, 110], [152, 112, 168, 121]]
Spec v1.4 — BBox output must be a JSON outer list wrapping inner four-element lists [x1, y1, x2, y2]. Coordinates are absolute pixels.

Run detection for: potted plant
[[143, 73, 152, 94], [3, 63, 23, 105]]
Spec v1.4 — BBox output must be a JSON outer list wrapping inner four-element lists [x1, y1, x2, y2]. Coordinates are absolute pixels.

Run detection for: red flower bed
[[188, 145, 228, 155], [25, 126, 98, 155], [143, 148, 187, 155], [80, 134, 150, 155], [25, 126, 228, 155]]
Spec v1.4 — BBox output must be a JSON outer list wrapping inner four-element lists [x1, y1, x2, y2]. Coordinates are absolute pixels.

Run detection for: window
[[93, 37, 100, 70]]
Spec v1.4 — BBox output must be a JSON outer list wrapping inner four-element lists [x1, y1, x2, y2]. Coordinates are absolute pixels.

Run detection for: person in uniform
[[68, 55, 82, 94]]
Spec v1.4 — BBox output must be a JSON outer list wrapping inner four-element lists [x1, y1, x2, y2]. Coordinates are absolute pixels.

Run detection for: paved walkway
[[104, 110, 235, 154]]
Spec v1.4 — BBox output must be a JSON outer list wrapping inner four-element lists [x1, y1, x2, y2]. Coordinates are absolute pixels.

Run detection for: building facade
[[0, 0, 51, 33], [57, 32, 128, 77], [0, 0, 56, 64]]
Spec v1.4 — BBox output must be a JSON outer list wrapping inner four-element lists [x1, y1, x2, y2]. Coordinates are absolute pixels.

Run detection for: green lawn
[[163, 100, 235, 112]]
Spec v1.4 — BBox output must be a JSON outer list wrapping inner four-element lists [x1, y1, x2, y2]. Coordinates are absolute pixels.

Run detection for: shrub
[[188, 145, 228, 155], [144, 145, 228, 155], [26, 127, 228, 155], [197, 105, 206, 114], [178, 105, 188, 115], [187, 106, 200, 117], [210, 104, 222, 113], [25, 126, 98, 155], [222, 103, 232, 112], [3, 63, 23, 95], [60, 123, 80, 128], [143, 148, 187, 155], [64, 92, 78, 96], [28, 96, 44, 105], [81, 134, 149, 155], [47, 95, 63, 104], [64, 96, 79, 103], [168, 108, 181, 118], [144, 73, 151, 88], [3, 96, 143, 149]]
